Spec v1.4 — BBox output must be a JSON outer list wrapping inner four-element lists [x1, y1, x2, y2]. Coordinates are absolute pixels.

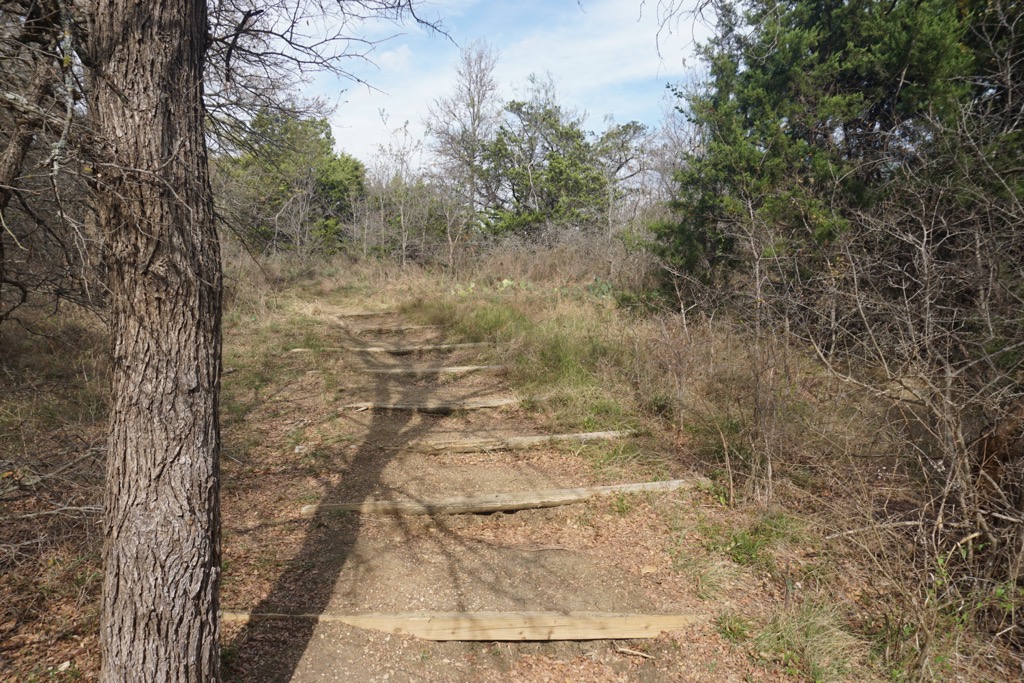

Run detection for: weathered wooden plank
[[285, 342, 486, 355], [346, 342, 487, 354], [300, 479, 698, 517], [342, 397, 518, 414], [220, 610, 703, 640], [411, 430, 632, 454], [331, 310, 393, 318], [350, 324, 441, 335], [362, 365, 507, 376]]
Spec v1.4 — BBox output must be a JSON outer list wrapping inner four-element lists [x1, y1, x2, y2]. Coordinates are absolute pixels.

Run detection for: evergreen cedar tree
[[655, 0, 976, 281]]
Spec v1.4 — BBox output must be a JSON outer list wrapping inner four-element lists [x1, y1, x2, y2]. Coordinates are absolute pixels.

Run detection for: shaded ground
[[2, 289, 877, 682], [219, 303, 790, 683]]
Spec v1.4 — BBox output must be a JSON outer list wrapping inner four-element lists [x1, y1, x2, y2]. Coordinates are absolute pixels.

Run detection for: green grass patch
[[670, 545, 734, 600], [685, 413, 751, 467], [700, 512, 801, 570], [581, 440, 670, 482], [220, 306, 334, 430], [694, 478, 732, 507], [716, 611, 752, 643], [405, 288, 639, 433], [609, 492, 633, 516], [754, 603, 863, 682]]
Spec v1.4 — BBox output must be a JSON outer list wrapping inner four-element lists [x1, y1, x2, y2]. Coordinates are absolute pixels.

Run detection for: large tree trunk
[[87, 1, 222, 680]]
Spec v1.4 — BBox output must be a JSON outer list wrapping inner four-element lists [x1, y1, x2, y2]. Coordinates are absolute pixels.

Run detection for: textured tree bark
[[87, 1, 222, 681]]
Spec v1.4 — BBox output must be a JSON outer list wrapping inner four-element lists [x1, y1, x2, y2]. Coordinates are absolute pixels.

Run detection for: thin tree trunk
[[88, 1, 222, 680]]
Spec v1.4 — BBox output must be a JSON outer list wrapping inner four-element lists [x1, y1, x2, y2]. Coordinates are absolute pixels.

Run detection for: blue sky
[[307, 0, 708, 165]]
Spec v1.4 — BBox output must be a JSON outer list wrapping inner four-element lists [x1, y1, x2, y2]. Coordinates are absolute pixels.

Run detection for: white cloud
[[312, 0, 708, 167], [377, 43, 416, 70]]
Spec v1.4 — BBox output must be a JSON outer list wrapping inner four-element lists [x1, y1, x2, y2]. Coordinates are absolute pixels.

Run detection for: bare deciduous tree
[[425, 40, 502, 218]]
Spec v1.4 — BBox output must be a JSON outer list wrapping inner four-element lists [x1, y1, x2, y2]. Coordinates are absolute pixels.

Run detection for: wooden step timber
[[362, 364, 507, 377], [349, 324, 441, 335], [411, 429, 632, 454], [343, 397, 518, 414], [220, 610, 703, 641], [347, 342, 487, 354], [300, 478, 699, 517], [288, 342, 486, 355], [332, 310, 393, 318]]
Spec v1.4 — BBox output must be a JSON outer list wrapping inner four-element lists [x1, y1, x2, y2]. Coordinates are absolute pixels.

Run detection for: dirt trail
[[221, 307, 777, 682]]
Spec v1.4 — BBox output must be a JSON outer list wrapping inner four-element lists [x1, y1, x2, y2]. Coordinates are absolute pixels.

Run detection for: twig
[[0, 537, 47, 559], [825, 520, 925, 540], [37, 448, 103, 483], [1, 505, 102, 521], [955, 531, 982, 546], [984, 511, 1024, 525], [616, 646, 654, 659]]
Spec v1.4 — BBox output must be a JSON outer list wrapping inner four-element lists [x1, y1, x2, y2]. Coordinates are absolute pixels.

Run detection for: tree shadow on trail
[[223, 326, 502, 682]]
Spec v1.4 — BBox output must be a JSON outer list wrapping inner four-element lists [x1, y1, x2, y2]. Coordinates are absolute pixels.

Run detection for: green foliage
[[218, 108, 366, 254], [655, 8, 1024, 658], [656, 0, 973, 286], [419, 64, 649, 250], [609, 492, 633, 516], [482, 77, 612, 235], [315, 152, 367, 241]]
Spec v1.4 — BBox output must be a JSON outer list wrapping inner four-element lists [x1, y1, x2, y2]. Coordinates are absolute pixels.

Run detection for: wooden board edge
[[220, 610, 705, 641], [300, 479, 700, 517], [411, 430, 633, 453], [342, 398, 519, 413], [362, 365, 507, 376]]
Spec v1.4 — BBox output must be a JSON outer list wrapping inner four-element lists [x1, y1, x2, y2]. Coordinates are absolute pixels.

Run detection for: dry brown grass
[[453, 231, 659, 292], [407, 241, 1023, 680], [2, 244, 1018, 681], [1, 303, 108, 681]]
